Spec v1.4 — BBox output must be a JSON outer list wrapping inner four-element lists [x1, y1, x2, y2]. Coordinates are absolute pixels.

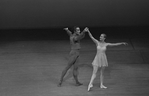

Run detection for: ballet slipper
[[100, 85, 107, 89], [87, 84, 93, 91]]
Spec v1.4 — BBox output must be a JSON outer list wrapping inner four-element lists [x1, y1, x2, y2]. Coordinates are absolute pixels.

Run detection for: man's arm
[[76, 27, 88, 40], [64, 28, 72, 36]]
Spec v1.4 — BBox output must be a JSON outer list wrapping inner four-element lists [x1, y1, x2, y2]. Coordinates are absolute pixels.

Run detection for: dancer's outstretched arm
[[64, 28, 72, 36], [87, 29, 98, 45], [76, 27, 88, 40], [107, 42, 128, 46]]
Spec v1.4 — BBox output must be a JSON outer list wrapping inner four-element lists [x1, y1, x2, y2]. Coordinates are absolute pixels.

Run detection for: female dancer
[[87, 28, 127, 91]]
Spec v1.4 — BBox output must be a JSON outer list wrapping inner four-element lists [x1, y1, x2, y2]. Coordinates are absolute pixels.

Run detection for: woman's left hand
[[123, 42, 128, 45]]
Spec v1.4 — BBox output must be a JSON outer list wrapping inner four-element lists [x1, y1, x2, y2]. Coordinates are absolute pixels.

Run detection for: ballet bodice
[[96, 43, 107, 53]]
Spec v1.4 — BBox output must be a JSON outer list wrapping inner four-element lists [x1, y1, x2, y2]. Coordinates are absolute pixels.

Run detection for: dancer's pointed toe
[[87, 84, 93, 91]]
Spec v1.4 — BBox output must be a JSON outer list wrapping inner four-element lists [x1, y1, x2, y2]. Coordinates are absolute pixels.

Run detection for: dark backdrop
[[0, 0, 149, 40], [0, 26, 149, 41], [0, 0, 149, 29]]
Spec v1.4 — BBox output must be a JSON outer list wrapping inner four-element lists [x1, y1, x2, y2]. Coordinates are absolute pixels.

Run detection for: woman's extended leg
[[100, 66, 107, 88], [87, 65, 98, 91]]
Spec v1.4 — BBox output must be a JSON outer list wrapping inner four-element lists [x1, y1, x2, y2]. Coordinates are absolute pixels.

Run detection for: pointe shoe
[[100, 85, 107, 89], [87, 84, 93, 91]]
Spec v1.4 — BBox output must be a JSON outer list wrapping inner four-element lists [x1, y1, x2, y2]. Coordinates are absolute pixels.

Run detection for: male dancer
[[58, 27, 88, 87]]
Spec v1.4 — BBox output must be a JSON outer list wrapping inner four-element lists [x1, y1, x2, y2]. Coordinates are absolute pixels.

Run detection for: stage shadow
[[63, 63, 92, 81]]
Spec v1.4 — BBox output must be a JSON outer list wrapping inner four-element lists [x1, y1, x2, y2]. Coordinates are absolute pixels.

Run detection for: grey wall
[[1, 0, 149, 29]]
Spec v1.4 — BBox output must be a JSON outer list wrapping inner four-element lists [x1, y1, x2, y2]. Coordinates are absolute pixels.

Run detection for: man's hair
[[73, 26, 79, 31]]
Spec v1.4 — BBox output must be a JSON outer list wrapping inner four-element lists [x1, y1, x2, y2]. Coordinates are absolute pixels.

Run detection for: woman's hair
[[101, 33, 107, 38]]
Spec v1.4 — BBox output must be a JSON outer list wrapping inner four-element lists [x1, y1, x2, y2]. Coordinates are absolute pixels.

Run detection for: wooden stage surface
[[0, 39, 149, 96]]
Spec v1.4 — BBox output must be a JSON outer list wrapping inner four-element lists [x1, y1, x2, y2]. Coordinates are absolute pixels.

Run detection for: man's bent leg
[[58, 64, 72, 87], [73, 56, 83, 86], [58, 50, 76, 87]]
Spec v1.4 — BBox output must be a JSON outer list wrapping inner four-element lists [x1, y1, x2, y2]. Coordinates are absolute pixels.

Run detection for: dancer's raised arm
[[75, 27, 88, 40], [87, 29, 98, 45], [64, 28, 72, 36]]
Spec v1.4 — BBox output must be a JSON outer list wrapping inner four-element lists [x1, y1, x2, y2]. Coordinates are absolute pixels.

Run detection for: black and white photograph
[[0, 0, 149, 96]]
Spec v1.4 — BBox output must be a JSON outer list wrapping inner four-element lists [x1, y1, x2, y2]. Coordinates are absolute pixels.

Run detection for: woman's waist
[[97, 51, 105, 53]]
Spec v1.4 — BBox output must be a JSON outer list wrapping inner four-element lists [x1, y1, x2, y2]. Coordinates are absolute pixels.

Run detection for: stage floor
[[0, 39, 149, 96]]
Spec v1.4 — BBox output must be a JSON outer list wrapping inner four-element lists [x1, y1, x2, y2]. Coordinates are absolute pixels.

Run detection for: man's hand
[[84, 27, 89, 32], [85, 27, 90, 32], [64, 28, 68, 30]]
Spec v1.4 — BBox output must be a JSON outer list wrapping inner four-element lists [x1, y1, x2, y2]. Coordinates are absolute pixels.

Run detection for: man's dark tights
[[59, 57, 81, 85]]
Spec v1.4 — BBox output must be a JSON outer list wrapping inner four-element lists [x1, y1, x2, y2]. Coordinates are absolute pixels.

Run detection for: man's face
[[75, 27, 81, 34]]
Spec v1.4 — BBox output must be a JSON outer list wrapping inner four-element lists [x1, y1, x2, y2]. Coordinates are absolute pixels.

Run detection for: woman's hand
[[84, 27, 89, 32], [122, 42, 128, 45]]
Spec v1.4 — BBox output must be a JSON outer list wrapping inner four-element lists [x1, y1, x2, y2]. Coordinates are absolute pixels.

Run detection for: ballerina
[[86, 28, 128, 91]]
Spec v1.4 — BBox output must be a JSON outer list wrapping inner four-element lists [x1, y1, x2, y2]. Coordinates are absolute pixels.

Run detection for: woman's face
[[100, 34, 106, 41]]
